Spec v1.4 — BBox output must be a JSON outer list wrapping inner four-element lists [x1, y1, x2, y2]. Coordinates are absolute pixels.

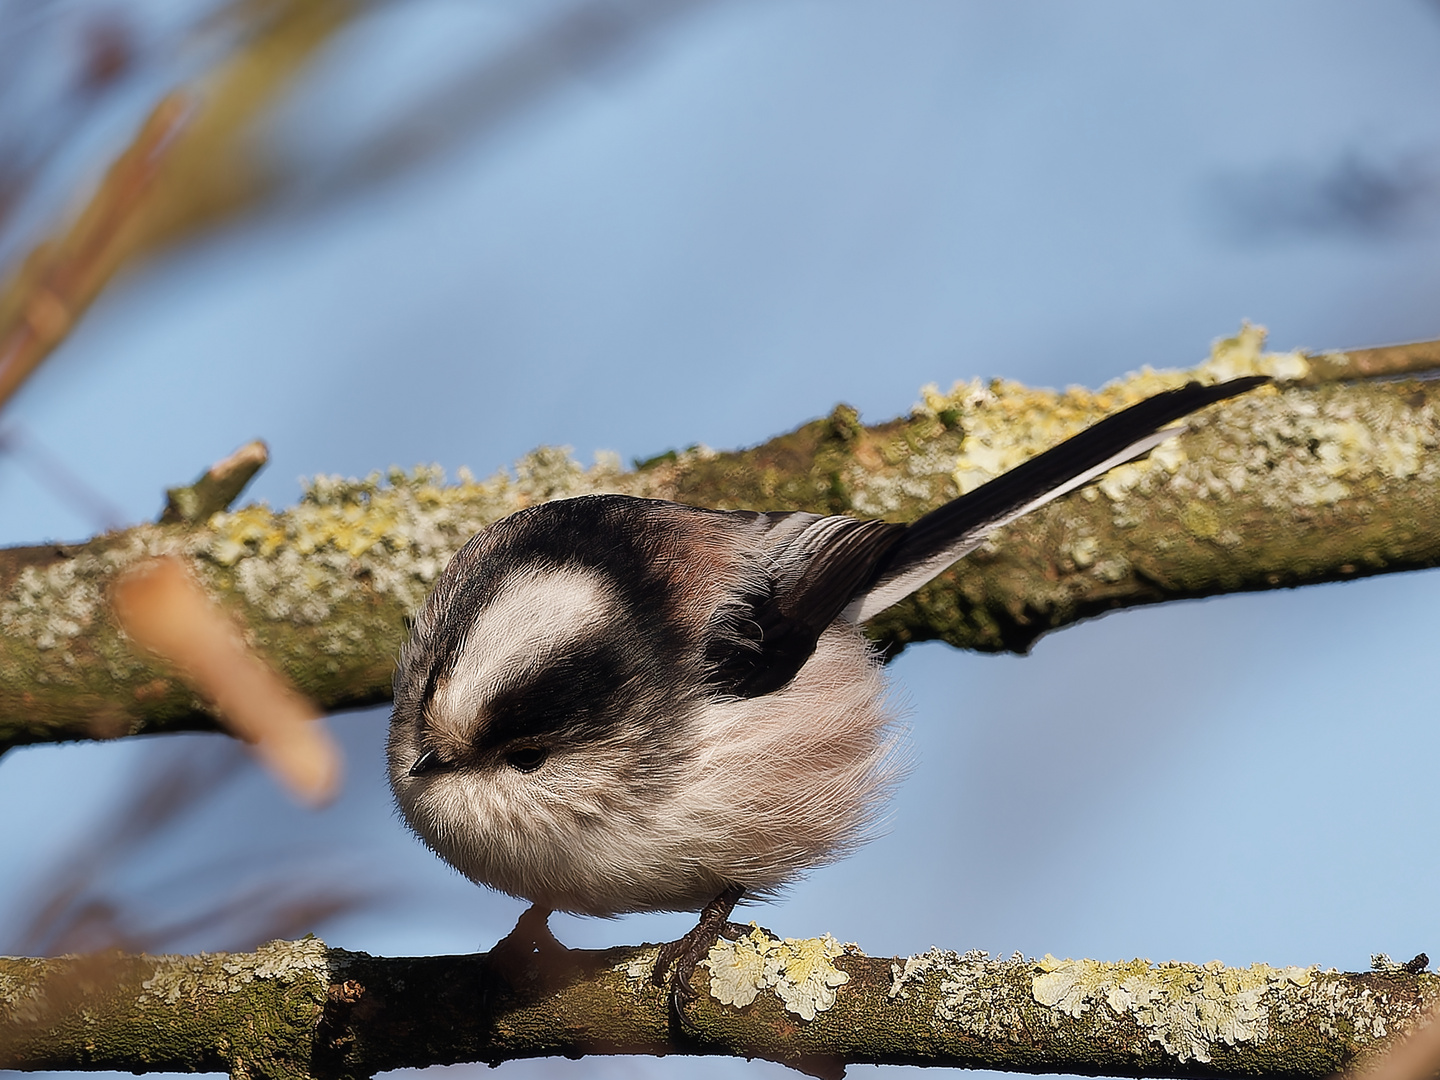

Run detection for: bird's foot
[[651, 884, 745, 1010], [486, 904, 575, 988]]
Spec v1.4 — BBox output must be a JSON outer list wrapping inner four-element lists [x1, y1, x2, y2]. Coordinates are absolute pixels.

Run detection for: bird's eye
[[506, 746, 548, 773]]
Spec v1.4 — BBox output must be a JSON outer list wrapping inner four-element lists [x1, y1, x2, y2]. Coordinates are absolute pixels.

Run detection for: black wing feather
[[705, 516, 906, 697]]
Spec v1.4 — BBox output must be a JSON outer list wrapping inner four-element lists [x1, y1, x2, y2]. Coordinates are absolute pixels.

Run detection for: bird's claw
[[651, 884, 745, 1011]]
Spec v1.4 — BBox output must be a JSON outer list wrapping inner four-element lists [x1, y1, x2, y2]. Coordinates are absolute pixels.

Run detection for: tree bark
[[0, 935, 1433, 1079], [4, 330, 1440, 750]]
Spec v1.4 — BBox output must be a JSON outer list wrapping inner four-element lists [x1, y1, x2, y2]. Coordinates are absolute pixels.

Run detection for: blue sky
[[3, 3, 1440, 1078]]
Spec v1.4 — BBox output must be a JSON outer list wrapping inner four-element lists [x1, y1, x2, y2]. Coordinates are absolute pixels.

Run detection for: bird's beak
[[409, 748, 450, 777]]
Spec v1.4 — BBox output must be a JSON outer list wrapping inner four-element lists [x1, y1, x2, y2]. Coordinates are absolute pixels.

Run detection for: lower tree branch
[[0, 935, 1433, 1078]]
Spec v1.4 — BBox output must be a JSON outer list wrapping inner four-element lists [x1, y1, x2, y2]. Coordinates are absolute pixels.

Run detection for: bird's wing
[[845, 376, 1269, 622], [703, 512, 907, 698]]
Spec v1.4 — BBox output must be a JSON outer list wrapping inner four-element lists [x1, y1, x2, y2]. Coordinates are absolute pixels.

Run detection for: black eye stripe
[[478, 638, 633, 751]]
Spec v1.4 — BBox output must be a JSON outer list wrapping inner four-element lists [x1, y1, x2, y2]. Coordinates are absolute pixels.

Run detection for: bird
[[386, 375, 1268, 995]]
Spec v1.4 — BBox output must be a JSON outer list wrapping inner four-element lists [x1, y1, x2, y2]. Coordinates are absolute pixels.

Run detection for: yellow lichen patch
[[703, 925, 854, 1020], [1068, 535, 1101, 569], [1199, 321, 1311, 383], [705, 926, 775, 1009], [1096, 461, 1154, 503], [1181, 500, 1221, 539], [772, 935, 853, 1020]]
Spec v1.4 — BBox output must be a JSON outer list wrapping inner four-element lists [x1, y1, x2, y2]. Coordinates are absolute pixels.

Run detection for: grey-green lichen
[[895, 322, 1325, 528], [137, 936, 329, 1007], [0, 958, 48, 1024], [883, 947, 1436, 1070], [616, 946, 663, 981], [888, 948, 1030, 1038], [1030, 955, 1319, 1063], [0, 527, 196, 689], [2, 559, 104, 652]]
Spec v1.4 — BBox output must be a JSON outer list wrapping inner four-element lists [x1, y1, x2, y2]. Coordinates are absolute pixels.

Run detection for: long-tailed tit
[[387, 376, 1267, 989]]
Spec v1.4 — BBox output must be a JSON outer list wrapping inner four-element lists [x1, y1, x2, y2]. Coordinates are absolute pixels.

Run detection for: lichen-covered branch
[[0, 934, 1434, 1078], [5, 325, 1440, 749]]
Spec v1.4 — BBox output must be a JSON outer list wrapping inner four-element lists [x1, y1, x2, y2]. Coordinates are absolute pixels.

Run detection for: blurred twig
[[128, 0, 358, 249], [0, 1, 138, 243], [0, 423, 125, 529], [0, 0, 716, 420], [0, 0, 361, 415], [112, 555, 341, 805], [0, 92, 188, 412], [1300, 338, 1440, 384], [8, 739, 244, 955], [1357, 1014, 1440, 1080]]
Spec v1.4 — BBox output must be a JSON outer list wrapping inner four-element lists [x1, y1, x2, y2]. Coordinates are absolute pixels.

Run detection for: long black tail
[[845, 376, 1268, 621]]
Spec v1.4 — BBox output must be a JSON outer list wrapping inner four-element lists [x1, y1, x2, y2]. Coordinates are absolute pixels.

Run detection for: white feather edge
[[841, 423, 1185, 623]]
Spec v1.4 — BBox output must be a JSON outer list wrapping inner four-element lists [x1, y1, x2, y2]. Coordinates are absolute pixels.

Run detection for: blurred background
[[3, 2, 1440, 1078]]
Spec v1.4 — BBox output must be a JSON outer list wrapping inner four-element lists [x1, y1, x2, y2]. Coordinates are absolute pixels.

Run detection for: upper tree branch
[[0, 935, 1433, 1078], [4, 327, 1439, 749]]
